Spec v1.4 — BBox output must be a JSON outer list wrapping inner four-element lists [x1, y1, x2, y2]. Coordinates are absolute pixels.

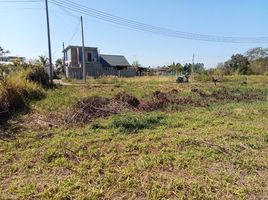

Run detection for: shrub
[[0, 71, 44, 123], [26, 66, 50, 87], [109, 113, 165, 133], [194, 73, 211, 82]]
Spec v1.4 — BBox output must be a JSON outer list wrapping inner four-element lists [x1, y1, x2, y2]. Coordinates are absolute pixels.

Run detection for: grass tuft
[[109, 113, 165, 133]]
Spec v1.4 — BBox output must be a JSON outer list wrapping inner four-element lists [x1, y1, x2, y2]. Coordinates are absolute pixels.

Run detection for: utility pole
[[45, 0, 53, 84], [81, 16, 86, 83], [62, 42, 65, 66], [192, 53, 195, 81]]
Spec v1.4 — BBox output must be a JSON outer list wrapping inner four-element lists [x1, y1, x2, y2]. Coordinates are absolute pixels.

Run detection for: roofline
[[100, 54, 126, 57], [63, 45, 98, 51]]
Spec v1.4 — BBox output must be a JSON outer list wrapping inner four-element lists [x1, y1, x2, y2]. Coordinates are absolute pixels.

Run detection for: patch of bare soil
[[61, 87, 267, 124], [114, 92, 140, 108], [67, 93, 140, 123]]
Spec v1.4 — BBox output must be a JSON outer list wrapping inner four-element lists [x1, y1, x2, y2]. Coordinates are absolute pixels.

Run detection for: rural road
[[53, 79, 76, 86]]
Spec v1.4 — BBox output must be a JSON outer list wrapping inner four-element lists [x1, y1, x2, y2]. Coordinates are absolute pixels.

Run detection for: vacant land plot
[[0, 76, 267, 199]]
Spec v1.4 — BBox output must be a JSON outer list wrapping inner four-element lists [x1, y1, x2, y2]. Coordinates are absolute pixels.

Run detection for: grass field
[[0, 76, 267, 199]]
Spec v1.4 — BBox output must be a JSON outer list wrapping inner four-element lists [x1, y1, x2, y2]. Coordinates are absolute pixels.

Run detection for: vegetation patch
[[0, 71, 44, 123], [0, 76, 267, 199], [26, 66, 50, 88], [68, 86, 266, 124], [109, 113, 165, 133]]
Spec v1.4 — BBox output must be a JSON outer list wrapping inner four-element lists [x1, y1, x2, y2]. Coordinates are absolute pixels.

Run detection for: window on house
[[87, 53, 92, 62]]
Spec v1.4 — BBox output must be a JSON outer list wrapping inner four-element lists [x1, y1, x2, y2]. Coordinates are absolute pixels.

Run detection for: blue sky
[[0, 0, 268, 68]]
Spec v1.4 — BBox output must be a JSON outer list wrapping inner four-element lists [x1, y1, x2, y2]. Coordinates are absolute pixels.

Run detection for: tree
[[183, 63, 192, 74], [55, 58, 63, 68], [55, 58, 65, 75], [38, 55, 48, 67], [245, 47, 268, 75], [245, 47, 268, 61], [132, 60, 141, 70], [168, 62, 183, 74], [0, 46, 10, 57], [193, 63, 205, 73], [249, 57, 268, 75], [224, 54, 249, 75]]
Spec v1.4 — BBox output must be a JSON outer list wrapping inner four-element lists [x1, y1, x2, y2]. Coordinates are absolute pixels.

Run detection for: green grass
[[0, 76, 267, 199], [109, 112, 165, 133]]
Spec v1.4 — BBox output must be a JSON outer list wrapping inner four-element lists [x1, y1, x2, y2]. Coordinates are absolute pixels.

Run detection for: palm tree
[[38, 55, 48, 67], [0, 46, 10, 57]]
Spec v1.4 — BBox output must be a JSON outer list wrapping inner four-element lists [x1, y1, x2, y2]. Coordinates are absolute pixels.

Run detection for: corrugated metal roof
[[100, 54, 130, 67]]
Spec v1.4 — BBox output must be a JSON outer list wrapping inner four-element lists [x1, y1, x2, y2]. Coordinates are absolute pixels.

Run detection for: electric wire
[[49, 0, 268, 43]]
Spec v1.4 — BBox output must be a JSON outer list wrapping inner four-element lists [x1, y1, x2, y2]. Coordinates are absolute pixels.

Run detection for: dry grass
[[0, 75, 267, 199], [0, 71, 44, 123]]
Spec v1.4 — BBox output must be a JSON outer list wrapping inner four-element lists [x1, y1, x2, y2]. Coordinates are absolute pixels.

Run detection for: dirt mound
[[153, 91, 171, 103], [138, 101, 166, 111], [114, 92, 140, 108], [68, 96, 123, 123], [68, 88, 265, 124], [68, 93, 140, 123]]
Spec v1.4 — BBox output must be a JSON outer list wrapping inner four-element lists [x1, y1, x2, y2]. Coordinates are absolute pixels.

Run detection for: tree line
[[166, 47, 268, 76]]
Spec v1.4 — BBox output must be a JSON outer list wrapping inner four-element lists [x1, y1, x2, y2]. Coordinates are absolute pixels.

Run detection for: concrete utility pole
[[45, 0, 53, 84], [81, 16, 86, 83], [62, 42, 65, 66], [192, 53, 195, 81]]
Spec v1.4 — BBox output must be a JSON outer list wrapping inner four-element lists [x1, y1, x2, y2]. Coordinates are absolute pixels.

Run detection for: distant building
[[63, 45, 136, 78], [0, 56, 25, 63], [154, 66, 170, 76]]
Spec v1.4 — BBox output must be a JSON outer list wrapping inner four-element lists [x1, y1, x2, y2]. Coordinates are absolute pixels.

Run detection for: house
[[0, 56, 25, 63], [154, 66, 170, 76], [63, 45, 136, 78]]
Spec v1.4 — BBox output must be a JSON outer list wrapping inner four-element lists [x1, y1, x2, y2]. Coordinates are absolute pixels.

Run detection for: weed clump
[[68, 87, 266, 124], [114, 92, 140, 108], [69, 96, 114, 123], [109, 113, 165, 133], [26, 66, 50, 87], [0, 71, 44, 123]]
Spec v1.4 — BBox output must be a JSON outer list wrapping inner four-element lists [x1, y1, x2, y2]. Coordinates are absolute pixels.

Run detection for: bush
[[109, 113, 165, 133], [26, 66, 50, 87], [0, 71, 44, 123], [194, 73, 211, 82]]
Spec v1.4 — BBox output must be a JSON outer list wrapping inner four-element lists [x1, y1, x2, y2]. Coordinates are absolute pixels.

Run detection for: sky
[[0, 0, 268, 68]]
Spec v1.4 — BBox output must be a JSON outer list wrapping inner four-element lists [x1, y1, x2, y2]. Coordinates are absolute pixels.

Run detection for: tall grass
[[0, 70, 44, 123]]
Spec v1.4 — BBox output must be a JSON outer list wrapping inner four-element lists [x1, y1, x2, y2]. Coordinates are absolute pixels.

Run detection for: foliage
[[132, 60, 141, 70], [26, 66, 50, 87], [193, 63, 205, 73], [0, 71, 44, 122], [194, 73, 211, 82], [38, 55, 49, 67], [183, 63, 192, 74], [245, 47, 268, 75], [249, 58, 268, 75], [0, 46, 10, 56], [0, 76, 267, 199], [246, 47, 268, 61], [55, 58, 63, 68], [224, 54, 250, 75], [168, 62, 183, 74], [109, 113, 165, 133], [210, 47, 268, 75]]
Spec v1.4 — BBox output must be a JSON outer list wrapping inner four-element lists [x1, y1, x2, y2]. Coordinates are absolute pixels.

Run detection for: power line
[[49, 0, 268, 43], [65, 18, 81, 45], [0, 0, 42, 3], [0, 7, 43, 9]]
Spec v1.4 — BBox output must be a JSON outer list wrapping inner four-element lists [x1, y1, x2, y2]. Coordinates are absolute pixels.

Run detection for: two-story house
[[63, 45, 136, 78]]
